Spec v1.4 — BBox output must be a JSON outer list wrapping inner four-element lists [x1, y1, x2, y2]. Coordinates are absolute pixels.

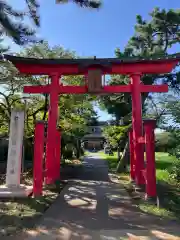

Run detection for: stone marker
[[0, 109, 33, 197]]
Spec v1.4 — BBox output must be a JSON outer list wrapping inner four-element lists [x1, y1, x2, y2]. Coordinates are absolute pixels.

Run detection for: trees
[[0, 41, 95, 160], [56, 0, 101, 8], [159, 98, 180, 181], [22, 42, 95, 137], [99, 8, 180, 171], [0, 0, 40, 45], [103, 125, 129, 150], [155, 131, 176, 152], [0, 0, 101, 46], [125, 8, 180, 57], [101, 8, 180, 119], [160, 97, 180, 155], [99, 75, 132, 125], [124, 8, 180, 91]]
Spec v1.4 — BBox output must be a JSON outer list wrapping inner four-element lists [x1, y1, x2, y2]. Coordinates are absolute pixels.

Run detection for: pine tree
[[0, 0, 101, 46], [0, 0, 40, 45], [56, 0, 101, 8], [99, 8, 180, 172]]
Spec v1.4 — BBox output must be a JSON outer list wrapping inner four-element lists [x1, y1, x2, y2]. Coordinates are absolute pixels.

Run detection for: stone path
[[21, 155, 180, 239]]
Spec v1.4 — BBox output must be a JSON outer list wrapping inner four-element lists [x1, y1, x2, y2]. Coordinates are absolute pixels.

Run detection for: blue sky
[[6, 0, 180, 120]]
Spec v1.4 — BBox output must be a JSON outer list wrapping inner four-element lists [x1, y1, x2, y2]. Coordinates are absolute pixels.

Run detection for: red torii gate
[[3, 54, 179, 190]]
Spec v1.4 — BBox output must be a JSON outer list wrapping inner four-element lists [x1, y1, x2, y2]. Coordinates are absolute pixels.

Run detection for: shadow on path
[[22, 155, 180, 239]]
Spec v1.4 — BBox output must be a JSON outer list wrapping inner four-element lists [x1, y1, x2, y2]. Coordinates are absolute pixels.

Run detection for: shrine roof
[[1, 53, 180, 66]]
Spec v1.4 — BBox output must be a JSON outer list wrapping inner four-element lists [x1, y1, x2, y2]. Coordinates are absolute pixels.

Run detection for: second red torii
[[23, 73, 168, 184]]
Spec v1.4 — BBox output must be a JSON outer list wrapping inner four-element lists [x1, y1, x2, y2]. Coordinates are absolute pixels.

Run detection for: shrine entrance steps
[[22, 154, 180, 239]]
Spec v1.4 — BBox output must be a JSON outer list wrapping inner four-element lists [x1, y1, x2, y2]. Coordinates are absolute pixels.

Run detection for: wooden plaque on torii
[[87, 69, 102, 93]]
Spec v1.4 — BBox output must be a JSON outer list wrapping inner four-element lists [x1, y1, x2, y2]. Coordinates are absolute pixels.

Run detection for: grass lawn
[[140, 152, 180, 220], [101, 151, 180, 220], [0, 171, 64, 237], [100, 151, 177, 181], [155, 152, 177, 183]]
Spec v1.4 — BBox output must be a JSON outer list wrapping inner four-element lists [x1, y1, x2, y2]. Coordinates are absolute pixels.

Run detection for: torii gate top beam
[[2, 54, 180, 75]]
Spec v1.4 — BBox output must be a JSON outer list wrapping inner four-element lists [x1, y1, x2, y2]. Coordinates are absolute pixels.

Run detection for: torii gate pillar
[[45, 74, 59, 184], [131, 74, 145, 185]]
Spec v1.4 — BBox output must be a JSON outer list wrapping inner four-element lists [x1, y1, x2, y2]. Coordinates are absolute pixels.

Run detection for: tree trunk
[[76, 138, 80, 159], [116, 94, 147, 172], [116, 141, 129, 173], [117, 145, 121, 161], [43, 94, 48, 120]]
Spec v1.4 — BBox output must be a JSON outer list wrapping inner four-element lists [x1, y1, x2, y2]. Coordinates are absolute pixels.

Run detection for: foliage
[[167, 129, 180, 158], [86, 116, 99, 126], [165, 99, 180, 125], [63, 144, 74, 159], [103, 125, 130, 149], [0, 41, 95, 160], [0, 92, 25, 134], [169, 159, 180, 182], [160, 97, 180, 155], [0, 0, 101, 46], [98, 8, 180, 171], [56, 0, 102, 8], [155, 97, 180, 182], [126, 8, 180, 56], [103, 125, 130, 172], [140, 152, 180, 220], [155, 131, 176, 152], [99, 75, 132, 124], [99, 8, 180, 122], [0, 0, 40, 45]]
